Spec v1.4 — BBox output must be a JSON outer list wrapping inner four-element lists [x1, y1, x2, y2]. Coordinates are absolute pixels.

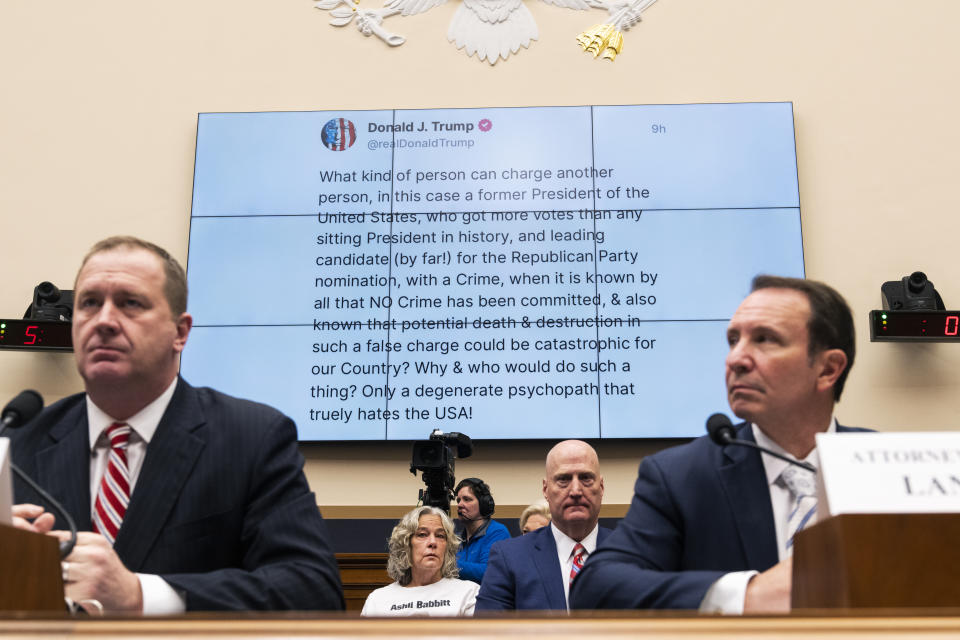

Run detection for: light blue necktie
[[777, 465, 817, 555]]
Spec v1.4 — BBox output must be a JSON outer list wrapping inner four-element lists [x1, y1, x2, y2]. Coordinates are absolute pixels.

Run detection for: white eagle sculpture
[[316, 0, 657, 64]]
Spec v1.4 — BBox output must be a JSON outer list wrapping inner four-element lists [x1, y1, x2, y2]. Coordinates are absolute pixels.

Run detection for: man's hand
[[53, 531, 144, 614], [743, 557, 792, 613], [12, 503, 55, 533]]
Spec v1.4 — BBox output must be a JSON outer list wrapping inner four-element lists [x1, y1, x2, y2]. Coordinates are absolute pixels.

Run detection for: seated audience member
[[10, 236, 343, 613], [519, 502, 551, 534], [454, 477, 510, 583], [571, 275, 869, 614], [362, 506, 479, 616], [477, 440, 611, 611]]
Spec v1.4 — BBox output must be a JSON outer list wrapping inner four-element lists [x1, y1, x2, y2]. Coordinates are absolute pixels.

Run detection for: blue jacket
[[477, 524, 613, 610], [456, 519, 510, 583]]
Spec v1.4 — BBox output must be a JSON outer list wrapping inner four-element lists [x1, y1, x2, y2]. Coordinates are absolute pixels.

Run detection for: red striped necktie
[[570, 542, 586, 583], [92, 422, 131, 545]]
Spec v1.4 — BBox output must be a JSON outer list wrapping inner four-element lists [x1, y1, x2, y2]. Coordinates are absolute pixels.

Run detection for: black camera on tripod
[[409, 429, 473, 510]]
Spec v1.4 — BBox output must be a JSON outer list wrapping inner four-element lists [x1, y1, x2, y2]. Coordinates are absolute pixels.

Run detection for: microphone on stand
[[1, 390, 79, 558], [706, 413, 816, 473]]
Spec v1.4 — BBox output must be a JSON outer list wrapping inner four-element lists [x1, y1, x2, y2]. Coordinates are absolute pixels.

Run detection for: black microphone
[[0, 390, 44, 437], [706, 413, 816, 473], [706, 413, 738, 447], [456, 510, 481, 522], [0, 390, 79, 558]]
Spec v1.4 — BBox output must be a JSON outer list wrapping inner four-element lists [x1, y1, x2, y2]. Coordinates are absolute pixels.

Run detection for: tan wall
[[2, 0, 959, 508]]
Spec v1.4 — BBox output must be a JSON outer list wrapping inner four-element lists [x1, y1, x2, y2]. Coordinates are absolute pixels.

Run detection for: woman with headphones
[[453, 477, 510, 584]]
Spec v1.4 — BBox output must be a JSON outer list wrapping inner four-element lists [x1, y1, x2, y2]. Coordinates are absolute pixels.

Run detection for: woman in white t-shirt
[[362, 506, 479, 617]]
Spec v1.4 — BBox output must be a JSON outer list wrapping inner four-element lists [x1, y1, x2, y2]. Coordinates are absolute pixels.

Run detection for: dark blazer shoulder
[[642, 424, 752, 470], [166, 379, 297, 441], [22, 391, 87, 430], [186, 382, 285, 415], [836, 424, 873, 433], [9, 391, 88, 456], [176, 378, 287, 424], [491, 522, 549, 555]]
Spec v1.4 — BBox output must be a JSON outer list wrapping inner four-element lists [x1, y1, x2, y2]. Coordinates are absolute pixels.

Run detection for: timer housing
[[870, 310, 960, 343], [0, 319, 73, 351]]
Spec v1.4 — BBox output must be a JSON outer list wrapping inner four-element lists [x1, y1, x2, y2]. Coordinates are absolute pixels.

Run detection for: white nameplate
[[0, 438, 12, 525], [816, 432, 960, 517]]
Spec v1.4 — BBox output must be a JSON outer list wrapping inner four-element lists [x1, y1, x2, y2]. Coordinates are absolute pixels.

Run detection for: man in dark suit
[[11, 236, 344, 613], [476, 440, 611, 610], [571, 275, 864, 613]]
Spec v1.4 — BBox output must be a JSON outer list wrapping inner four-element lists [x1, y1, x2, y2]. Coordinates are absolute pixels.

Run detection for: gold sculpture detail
[[576, 23, 624, 60], [575, 0, 657, 61]]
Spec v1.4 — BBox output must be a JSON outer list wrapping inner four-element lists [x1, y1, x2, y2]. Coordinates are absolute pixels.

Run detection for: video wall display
[[183, 103, 804, 440]]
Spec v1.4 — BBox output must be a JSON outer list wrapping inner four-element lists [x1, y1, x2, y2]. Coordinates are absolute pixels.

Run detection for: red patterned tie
[[570, 542, 586, 583], [92, 422, 131, 545]]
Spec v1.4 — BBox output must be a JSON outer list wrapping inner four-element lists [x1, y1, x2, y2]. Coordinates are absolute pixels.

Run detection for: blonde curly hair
[[387, 506, 461, 585], [519, 501, 551, 533]]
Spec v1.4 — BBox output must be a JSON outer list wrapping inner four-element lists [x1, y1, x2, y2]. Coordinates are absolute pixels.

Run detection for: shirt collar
[[752, 415, 836, 485], [458, 518, 491, 542], [550, 521, 600, 559], [472, 519, 490, 539], [86, 378, 178, 451]]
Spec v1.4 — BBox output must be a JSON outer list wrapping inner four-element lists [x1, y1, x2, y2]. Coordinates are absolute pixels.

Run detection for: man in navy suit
[[571, 275, 864, 613], [11, 236, 344, 613], [476, 440, 611, 610]]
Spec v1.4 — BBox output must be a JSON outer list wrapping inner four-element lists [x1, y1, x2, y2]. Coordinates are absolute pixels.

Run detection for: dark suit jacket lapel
[[716, 424, 779, 571], [113, 381, 206, 571], [532, 527, 567, 609], [37, 402, 92, 531]]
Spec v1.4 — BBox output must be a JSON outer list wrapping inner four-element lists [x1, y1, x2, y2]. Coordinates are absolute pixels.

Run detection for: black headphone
[[455, 477, 495, 518]]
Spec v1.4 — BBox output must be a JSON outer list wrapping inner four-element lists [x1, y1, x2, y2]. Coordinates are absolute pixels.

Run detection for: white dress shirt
[[550, 522, 600, 609], [86, 378, 185, 614], [699, 418, 836, 614]]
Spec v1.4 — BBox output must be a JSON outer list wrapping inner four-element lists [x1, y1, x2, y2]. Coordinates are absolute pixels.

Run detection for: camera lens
[[907, 271, 928, 294]]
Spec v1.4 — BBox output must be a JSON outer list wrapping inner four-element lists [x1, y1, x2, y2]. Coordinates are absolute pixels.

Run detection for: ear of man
[[174, 313, 193, 353], [815, 348, 848, 395]]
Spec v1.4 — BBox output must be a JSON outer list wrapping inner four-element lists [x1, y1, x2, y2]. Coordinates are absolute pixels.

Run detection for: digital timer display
[[870, 310, 960, 342], [0, 320, 73, 351]]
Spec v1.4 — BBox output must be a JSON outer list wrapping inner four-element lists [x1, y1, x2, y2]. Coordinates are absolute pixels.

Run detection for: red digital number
[[945, 316, 959, 336], [24, 325, 38, 345]]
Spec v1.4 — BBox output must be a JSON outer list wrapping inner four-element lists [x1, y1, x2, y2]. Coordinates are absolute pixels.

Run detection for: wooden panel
[[5, 611, 960, 639], [336, 553, 391, 612], [0, 523, 64, 612], [793, 514, 960, 608]]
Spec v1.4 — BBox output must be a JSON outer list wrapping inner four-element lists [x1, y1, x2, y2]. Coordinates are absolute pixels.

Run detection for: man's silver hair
[[387, 506, 461, 585]]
